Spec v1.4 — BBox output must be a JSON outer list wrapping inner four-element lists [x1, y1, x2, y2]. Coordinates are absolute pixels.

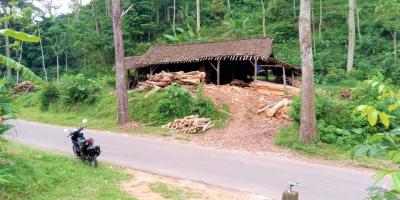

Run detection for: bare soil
[[121, 169, 251, 200], [190, 84, 292, 153]]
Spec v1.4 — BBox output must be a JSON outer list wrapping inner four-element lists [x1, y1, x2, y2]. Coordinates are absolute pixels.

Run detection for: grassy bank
[[0, 144, 134, 200], [15, 85, 230, 133], [274, 125, 393, 169]]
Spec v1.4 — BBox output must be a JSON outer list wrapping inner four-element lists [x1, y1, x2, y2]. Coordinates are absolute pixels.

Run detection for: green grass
[[15, 88, 230, 134], [274, 125, 393, 169], [149, 182, 201, 200], [0, 144, 134, 200]]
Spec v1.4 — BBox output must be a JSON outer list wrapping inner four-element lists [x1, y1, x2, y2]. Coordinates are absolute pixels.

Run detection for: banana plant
[[0, 29, 43, 83]]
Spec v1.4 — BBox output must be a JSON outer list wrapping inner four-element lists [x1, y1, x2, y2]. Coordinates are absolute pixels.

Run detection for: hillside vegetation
[[4, 0, 398, 84]]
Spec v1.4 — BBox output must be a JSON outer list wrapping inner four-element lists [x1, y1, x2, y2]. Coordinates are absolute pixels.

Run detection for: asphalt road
[[7, 120, 381, 200]]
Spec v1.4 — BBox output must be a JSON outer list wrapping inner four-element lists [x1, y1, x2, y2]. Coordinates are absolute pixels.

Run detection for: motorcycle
[[65, 119, 101, 167]]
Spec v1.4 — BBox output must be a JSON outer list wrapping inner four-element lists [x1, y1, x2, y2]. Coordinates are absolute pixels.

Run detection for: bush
[[60, 74, 100, 106], [290, 88, 378, 149], [325, 67, 346, 83], [39, 83, 60, 111], [154, 84, 195, 125]]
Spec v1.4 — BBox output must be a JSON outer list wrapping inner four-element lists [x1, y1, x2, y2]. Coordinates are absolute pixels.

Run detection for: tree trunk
[[56, 55, 60, 82], [356, 0, 361, 41], [347, 0, 356, 72], [196, 0, 200, 32], [4, 7, 11, 78], [227, 0, 231, 13], [65, 51, 68, 73], [173, 0, 176, 30], [38, 24, 48, 82], [293, 0, 297, 18], [299, 0, 317, 143], [16, 43, 23, 84], [111, 0, 131, 126], [311, 4, 316, 55], [319, 0, 322, 38], [394, 31, 397, 64], [261, 0, 266, 37]]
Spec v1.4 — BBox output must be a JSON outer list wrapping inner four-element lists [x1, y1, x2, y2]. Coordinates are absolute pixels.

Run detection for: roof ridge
[[151, 37, 274, 48]]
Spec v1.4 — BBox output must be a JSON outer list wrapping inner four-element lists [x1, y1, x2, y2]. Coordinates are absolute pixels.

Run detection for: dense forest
[[1, 0, 399, 84]]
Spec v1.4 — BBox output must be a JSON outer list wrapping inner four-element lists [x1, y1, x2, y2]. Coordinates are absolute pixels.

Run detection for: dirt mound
[[191, 84, 292, 153]]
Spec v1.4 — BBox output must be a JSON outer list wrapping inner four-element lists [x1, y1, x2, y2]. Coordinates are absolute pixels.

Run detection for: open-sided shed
[[125, 38, 300, 85]]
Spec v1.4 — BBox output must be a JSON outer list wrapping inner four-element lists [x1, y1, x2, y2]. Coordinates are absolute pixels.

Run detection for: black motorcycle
[[66, 120, 101, 167]]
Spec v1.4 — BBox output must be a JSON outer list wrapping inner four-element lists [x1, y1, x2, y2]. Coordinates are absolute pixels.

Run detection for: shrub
[[155, 84, 194, 125], [325, 67, 346, 83], [290, 89, 376, 149], [60, 74, 100, 106], [39, 83, 60, 111]]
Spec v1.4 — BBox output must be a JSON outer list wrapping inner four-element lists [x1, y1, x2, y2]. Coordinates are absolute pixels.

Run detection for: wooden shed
[[125, 38, 300, 85]]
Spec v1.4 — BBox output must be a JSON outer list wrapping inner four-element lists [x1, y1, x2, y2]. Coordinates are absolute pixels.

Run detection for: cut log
[[164, 115, 212, 134], [266, 98, 291, 117], [140, 71, 206, 89]]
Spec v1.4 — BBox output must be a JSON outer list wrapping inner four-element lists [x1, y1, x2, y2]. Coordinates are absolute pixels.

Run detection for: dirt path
[[122, 169, 250, 200], [191, 85, 291, 153]]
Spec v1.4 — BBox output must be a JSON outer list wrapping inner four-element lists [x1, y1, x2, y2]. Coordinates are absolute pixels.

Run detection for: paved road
[[7, 120, 380, 200]]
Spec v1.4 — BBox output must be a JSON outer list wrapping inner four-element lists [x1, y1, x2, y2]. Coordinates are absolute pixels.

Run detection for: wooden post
[[282, 65, 287, 89], [217, 60, 221, 85], [150, 66, 154, 75], [282, 191, 299, 200], [291, 71, 295, 87], [254, 58, 258, 81]]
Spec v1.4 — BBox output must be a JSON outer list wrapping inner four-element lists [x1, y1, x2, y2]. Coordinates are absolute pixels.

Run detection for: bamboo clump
[[162, 115, 213, 134]]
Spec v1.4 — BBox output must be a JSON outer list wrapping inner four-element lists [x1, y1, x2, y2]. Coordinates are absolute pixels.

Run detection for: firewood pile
[[250, 81, 300, 97], [162, 115, 213, 134], [14, 81, 35, 93], [143, 71, 206, 88], [257, 98, 292, 119]]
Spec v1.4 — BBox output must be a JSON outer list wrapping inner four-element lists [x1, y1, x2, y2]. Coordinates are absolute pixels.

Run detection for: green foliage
[[325, 67, 347, 83], [155, 84, 195, 125], [60, 74, 100, 106], [353, 80, 400, 199], [39, 83, 60, 111], [130, 84, 229, 127], [0, 81, 15, 144], [0, 145, 133, 200], [0, 29, 40, 42]]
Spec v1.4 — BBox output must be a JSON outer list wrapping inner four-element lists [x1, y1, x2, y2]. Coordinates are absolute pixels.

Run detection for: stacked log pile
[[14, 81, 35, 93], [143, 71, 206, 88], [250, 81, 300, 97], [162, 115, 213, 134], [257, 98, 292, 119]]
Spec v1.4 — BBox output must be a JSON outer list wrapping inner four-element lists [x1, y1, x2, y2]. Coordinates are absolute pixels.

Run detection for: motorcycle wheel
[[90, 157, 97, 167], [72, 145, 80, 158]]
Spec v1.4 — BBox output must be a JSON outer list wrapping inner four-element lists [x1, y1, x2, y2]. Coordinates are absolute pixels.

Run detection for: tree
[[1, 1, 11, 78], [261, 0, 266, 37], [299, 0, 317, 143], [111, 0, 130, 126], [347, 0, 356, 72], [196, 0, 200, 32], [375, 0, 400, 64]]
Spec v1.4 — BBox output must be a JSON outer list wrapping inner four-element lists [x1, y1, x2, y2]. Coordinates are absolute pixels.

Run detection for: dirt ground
[[190, 84, 292, 153], [122, 169, 253, 200]]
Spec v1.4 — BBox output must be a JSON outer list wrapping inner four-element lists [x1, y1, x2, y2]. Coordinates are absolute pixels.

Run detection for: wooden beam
[[208, 61, 217, 71], [254, 58, 258, 81], [217, 59, 221, 85]]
